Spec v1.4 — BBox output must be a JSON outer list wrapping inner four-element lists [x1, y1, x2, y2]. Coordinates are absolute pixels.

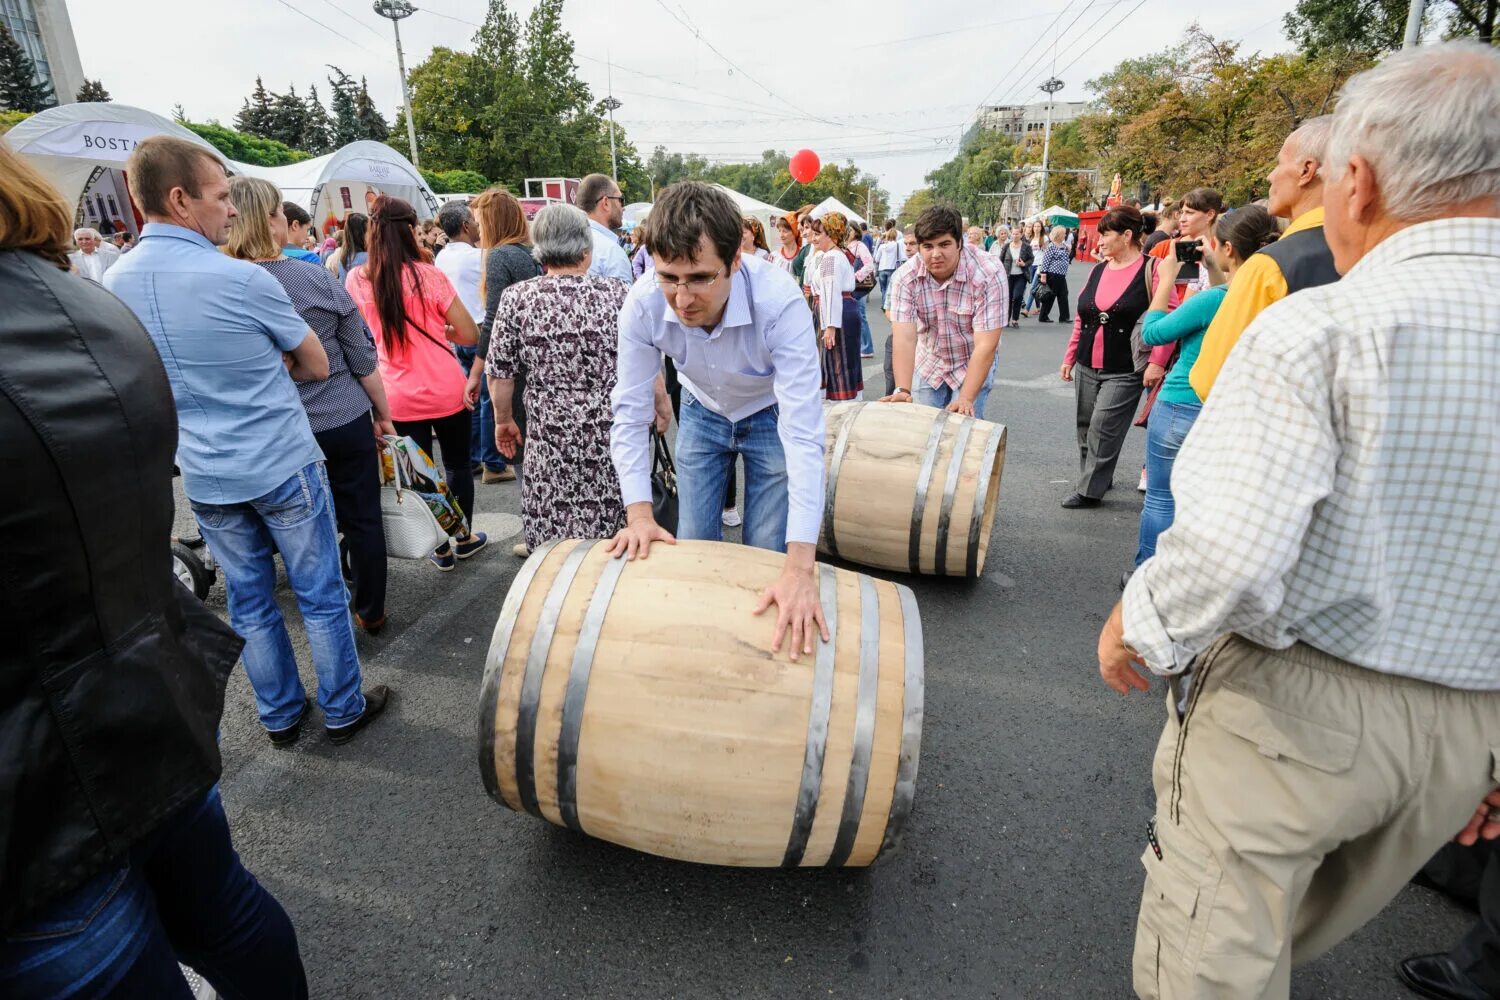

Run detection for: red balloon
[[789, 149, 821, 184]]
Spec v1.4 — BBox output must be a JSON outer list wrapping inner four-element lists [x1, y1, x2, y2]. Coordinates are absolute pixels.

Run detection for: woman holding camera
[[1149, 187, 1223, 302], [1134, 204, 1279, 563], [1058, 206, 1173, 509]]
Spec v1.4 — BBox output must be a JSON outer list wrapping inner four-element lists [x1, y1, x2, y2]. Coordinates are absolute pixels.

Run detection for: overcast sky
[[68, 0, 1299, 209]]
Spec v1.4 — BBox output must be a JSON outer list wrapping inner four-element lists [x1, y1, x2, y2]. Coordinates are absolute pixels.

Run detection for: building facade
[[972, 100, 1090, 139], [1, 0, 85, 104]]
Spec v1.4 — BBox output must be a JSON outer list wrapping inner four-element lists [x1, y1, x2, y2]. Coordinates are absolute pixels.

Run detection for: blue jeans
[[455, 345, 506, 472], [876, 268, 895, 299], [1023, 264, 1040, 310], [675, 390, 788, 552], [913, 354, 999, 415], [0, 789, 307, 999], [190, 462, 366, 730], [1135, 399, 1202, 566], [855, 288, 874, 355]]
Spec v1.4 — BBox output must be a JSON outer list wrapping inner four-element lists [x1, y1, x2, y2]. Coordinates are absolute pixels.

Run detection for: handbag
[[844, 248, 876, 291], [377, 436, 460, 559], [651, 428, 679, 533]]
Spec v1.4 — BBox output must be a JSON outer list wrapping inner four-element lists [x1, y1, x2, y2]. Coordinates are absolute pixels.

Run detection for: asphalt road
[[184, 263, 1471, 999]]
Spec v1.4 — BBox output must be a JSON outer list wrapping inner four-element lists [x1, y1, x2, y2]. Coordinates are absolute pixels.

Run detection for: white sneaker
[[1137, 468, 1148, 492], [721, 508, 742, 527]]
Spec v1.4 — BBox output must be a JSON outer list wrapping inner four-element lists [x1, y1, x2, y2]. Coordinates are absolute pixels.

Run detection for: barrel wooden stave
[[822, 402, 1006, 577], [478, 540, 923, 868]]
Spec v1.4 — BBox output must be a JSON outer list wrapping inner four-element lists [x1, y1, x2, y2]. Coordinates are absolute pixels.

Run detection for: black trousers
[[1422, 840, 1500, 993], [314, 413, 386, 622], [1007, 272, 1028, 322], [663, 357, 736, 510], [1039, 272, 1070, 322], [394, 408, 475, 543]]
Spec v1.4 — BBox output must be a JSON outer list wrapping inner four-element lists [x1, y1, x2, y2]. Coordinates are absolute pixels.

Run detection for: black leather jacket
[[0, 249, 243, 932]]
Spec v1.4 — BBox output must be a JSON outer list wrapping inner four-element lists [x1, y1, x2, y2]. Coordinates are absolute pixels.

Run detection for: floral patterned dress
[[486, 274, 630, 548]]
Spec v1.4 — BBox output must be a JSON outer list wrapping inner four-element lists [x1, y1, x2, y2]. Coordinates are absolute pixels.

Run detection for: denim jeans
[[855, 288, 874, 356], [455, 345, 506, 472], [876, 268, 895, 300], [913, 354, 999, 416], [675, 390, 787, 552], [1135, 398, 1201, 566], [0, 789, 307, 999], [1023, 264, 1039, 310], [190, 462, 366, 730]]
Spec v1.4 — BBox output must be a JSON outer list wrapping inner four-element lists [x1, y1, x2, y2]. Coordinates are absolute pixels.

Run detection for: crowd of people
[[0, 38, 1497, 1000]]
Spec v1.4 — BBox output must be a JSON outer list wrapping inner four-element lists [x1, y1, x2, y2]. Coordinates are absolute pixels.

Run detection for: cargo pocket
[[1204, 682, 1359, 775], [1135, 817, 1221, 992]]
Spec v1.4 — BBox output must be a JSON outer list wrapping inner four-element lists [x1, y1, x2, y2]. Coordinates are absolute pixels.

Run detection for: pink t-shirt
[[1062, 257, 1176, 370], [346, 261, 465, 422]]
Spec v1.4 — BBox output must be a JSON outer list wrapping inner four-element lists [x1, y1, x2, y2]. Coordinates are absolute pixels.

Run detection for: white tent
[[235, 141, 441, 224], [810, 196, 867, 227], [3, 102, 223, 220], [712, 184, 788, 251]]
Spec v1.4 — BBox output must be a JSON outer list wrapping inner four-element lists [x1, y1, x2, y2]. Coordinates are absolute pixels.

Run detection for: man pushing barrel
[[607, 181, 829, 661]]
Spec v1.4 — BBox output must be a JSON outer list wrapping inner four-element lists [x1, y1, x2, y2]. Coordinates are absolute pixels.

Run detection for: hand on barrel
[[1455, 787, 1500, 846], [1098, 601, 1151, 695], [494, 419, 523, 459], [606, 505, 676, 561], [945, 396, 976, 417], [753, 550, 830, 662], [878, 389, 912, 404]]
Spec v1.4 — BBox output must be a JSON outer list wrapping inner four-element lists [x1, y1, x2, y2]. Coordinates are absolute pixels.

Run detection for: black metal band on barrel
[[965, 426, 1006, 577], [933, 419, 975, 576], [908, 411, 949, 574], [827, 574, 881, 867], [478, 540, 562, 807], [556, 551, 628, 834], [879, 583, 925, 858], [782, 564, 838, 868], [515, 540, 596, 819], [822, 402, 865, 561]]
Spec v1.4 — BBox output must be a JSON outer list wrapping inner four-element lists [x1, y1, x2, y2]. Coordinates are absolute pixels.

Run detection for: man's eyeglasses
[[654, 268, 722, 293]]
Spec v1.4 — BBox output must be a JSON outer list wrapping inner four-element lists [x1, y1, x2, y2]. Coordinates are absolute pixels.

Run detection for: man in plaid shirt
[[1096, 43, 1500, 999], [882, 203, 1006, 417]]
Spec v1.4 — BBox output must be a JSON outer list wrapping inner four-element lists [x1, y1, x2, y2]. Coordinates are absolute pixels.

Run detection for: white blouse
[[812, 248, 856, 330]]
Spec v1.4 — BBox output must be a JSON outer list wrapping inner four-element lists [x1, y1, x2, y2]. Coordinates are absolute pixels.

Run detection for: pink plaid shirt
[[888, 245, 1007, 390]]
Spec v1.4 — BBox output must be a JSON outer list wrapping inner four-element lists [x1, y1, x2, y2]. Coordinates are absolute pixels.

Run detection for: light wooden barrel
[[820, 402, 1007, 577], [478, 539, 923, 868]]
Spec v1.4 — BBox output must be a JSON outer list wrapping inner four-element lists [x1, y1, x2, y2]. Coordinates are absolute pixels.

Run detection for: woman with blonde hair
[[225, 175, 396, 632]]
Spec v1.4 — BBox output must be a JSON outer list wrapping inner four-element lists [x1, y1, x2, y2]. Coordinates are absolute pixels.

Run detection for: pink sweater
[[1063, 257, 1176, 369]]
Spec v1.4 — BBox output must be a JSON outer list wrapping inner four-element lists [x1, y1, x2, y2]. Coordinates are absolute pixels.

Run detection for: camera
[[1174, 240, 1203, 264]]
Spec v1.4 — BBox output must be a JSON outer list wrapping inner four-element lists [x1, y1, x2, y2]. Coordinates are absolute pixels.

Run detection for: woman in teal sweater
[[1135, 204, 1280, 564]]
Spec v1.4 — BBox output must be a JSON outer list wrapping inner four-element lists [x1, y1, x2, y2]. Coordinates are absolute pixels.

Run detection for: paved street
[[186, 264, 1471, 999]]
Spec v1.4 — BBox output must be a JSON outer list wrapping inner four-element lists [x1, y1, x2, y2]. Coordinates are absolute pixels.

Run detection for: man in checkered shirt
[[1096, 42, 1500, 1000], [882, 203, 1006, 417]]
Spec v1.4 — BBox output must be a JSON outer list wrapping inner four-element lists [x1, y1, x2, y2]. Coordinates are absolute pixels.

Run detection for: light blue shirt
[[610, 255, 826, 544], [587, 218, 633, 283], [105, 223, 322, 504]]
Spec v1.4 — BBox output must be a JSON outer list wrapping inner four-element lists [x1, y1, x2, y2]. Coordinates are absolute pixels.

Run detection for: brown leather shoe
[[354, 612, 386, 636], [481, 467, 516, 483]]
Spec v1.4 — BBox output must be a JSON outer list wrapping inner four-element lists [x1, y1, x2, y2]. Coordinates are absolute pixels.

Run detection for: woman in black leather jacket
[[0, 144, 307, 996]]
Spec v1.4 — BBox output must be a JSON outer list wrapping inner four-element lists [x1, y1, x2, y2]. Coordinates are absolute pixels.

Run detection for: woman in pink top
[[346, 195, 486, 570], [1056, 206, 1174, 510]]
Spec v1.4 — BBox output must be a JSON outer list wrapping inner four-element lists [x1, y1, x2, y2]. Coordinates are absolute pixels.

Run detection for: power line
[[852, 9, 1087, 51], [988, 0, 1104, 110], [309, 0, 389, 42], [270, 0, 382, 54]]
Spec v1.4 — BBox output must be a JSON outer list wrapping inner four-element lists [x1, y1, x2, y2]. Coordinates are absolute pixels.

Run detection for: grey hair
[[1050, 225, 1067, 241], [436, 201, 472, 240], [1290, 115, 1332, 167], [530, 203, 592, 269], [74, 227, 101, 240], [1324, 41, 1500, 220]]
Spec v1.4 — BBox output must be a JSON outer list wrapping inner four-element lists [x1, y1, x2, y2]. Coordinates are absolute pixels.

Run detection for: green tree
[[182, 121, 311, 167], [354, 77, 388, 142], [421, 168, 490, 193], [76, 79, 111, 102], [0, 23, 55, 112], [1283, 0, 1497, 54], [327, 66, 362, 147], [303, 83, 333, 154], [896, 188, 937, 228], [234, 76, 275, 137], [396, 46, 485, 172], [267, 84, 309, 149]]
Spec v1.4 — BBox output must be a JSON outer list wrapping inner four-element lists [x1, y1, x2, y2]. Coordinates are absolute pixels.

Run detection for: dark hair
[[436, 200, 472, 239], [1141, 210, 1158, 233], [576, 173, 617, 214], [364, 195, 433, 356], [1096, 205, 1145, 246], [912, 203, 964, 245], [1214, 204, 1279, 262], [644, 181, 741, 268], [281, 200, 312, 228], [742, 216, 769, 252], [1181, 187, 1225, 215], [343, 212, 368, 254], [883, 218, 896, 230], [125, 135, 223, 218]]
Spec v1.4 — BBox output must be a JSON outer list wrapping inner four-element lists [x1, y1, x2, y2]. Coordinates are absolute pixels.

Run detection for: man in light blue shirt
[[105, 135, 389, 747], [608, 181, 829, 660], [577, 172, 633, 283]]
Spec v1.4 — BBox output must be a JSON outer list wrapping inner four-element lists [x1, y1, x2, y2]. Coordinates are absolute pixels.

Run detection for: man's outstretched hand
[[753, 543, 829, 663]]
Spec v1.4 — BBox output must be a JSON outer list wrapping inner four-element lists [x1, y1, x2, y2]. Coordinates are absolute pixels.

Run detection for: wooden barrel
[[820, 401, 1007, 577], [478, 539, 923, 868]]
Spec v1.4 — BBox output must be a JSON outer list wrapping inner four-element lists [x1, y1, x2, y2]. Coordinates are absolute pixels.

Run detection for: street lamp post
[[603, 96, 622, 181], [373, 0, 420, 169], [1037, 77, 1064, 215]]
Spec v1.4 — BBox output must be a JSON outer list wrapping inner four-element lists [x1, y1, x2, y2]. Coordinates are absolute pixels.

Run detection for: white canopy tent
[[810, 196, 867, 227], [235, 141, 441, 224], [711, 184, 789, 251]]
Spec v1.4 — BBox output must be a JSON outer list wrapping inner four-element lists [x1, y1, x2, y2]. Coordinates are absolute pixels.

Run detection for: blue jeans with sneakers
[[190, 461, 366, 731], [0, 789, 307, 998], [455, 345, 506, 473], [855, 288, 874, 356], [675, 390, 788, 552]]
